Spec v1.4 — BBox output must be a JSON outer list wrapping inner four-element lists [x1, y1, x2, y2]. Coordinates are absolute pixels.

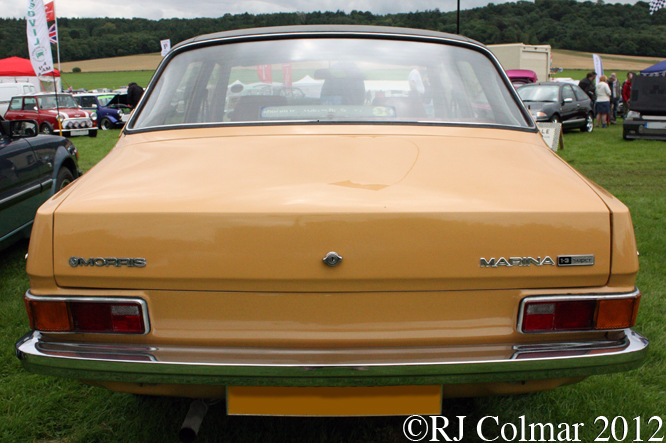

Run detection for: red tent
[[0, 57, 60, 77]]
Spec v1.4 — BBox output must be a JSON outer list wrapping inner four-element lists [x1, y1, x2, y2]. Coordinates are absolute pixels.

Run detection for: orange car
[[16, 26, 647, 418]]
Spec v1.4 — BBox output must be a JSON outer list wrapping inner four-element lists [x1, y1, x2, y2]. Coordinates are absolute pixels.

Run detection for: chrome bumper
[[16, 330, 648, 387]]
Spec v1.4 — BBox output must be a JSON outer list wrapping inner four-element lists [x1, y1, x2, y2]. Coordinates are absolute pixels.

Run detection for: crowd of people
[[578, 71, 634, 128]]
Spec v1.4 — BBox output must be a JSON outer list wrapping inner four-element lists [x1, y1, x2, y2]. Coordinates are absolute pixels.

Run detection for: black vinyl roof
[[172, 25, 480, 51]]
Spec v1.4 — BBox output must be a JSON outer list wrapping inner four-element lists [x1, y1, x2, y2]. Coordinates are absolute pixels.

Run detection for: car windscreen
[[38, 95, 79, 109], [517, 85, 559, 102], [132, 38, 530, 130]]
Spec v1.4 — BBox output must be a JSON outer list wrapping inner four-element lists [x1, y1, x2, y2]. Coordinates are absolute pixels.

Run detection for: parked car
[[623, 75, 666, 141], [0, 118, 80, 250], [0, 82, 37, 117], [506, 69, 537, 88], [517, 81, 594, 132], [16, 26, 646, 418], [74, 92, 131, 130], [4, 92, 97, 137]]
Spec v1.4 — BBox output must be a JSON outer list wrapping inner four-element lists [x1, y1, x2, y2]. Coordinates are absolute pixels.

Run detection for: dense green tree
[[0, 1, 664, 62]]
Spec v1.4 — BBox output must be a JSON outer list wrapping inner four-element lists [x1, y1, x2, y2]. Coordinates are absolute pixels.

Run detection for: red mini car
[[4, 92, 97, 137]]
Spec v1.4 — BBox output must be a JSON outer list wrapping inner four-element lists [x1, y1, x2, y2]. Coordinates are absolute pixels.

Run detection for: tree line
[[0, 0, 664, 64]]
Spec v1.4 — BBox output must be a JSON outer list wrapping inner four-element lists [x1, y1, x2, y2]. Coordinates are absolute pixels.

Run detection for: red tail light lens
[[24, 295, 146, 334], [521, 292, 641, 333]]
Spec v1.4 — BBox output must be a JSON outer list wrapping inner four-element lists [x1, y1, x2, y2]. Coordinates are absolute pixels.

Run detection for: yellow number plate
[[227, 385, 442, 416]]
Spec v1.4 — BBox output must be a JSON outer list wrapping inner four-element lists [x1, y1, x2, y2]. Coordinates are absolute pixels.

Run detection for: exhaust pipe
[[179, 399, 209, 443]]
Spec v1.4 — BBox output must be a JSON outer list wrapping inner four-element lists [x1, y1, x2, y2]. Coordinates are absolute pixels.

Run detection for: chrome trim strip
[[516, 287, 641, 334], [15, 329, 648, 386], [24, 291, 151, 335], [0, 183, 42, 207], [643, 115, 666, 121], [40, 179, 53, 189]]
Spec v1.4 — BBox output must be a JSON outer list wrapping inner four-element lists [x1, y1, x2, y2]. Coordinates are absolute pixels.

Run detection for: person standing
[[127, 82, 144, 110], [622, 72, 634, 117], [608, 73, 620, 124], [579, 72, 597, 115], [595, 75, 612, 128]]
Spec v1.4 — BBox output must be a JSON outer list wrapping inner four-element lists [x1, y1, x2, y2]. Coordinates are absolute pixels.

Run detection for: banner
[[160, 39, 171, 56], [44, 0, 55, 21], [593, 54, 603, 81], [26, 0, 54, 76], [257, 65, 272, 83], [282, 63, 292, 87], [650, 0, 665, 14]]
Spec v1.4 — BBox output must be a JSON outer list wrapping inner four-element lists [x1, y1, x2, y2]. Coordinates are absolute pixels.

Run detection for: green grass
[[60, 71, 155, 92], [1, 123, 665, 442]]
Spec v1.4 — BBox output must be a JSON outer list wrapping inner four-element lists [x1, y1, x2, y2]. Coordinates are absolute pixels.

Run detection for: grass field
[[0, 123, 665, 442]]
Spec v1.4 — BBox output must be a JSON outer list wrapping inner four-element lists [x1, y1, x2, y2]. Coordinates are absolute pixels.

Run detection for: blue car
[[74, 93, 130, 130], [0, 118, 80, 250]]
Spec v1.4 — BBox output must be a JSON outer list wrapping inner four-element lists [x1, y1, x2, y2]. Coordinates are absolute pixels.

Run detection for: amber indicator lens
[[26, 299, 71, 332], [522, 296, 640, 333], [596, 298, 639, 330]]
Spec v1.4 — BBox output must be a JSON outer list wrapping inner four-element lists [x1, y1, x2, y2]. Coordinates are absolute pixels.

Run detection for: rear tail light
[[25, 295, 147, 334], [521, 291, 641, 333]]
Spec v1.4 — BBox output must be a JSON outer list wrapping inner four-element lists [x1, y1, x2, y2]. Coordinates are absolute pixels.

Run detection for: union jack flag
[[49, 23, 57, 44], [650, 0, 665, 14]]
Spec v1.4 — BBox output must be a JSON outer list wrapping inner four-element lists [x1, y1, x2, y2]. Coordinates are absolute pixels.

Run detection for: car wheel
[[55, 168, 74, 192], [88, 129, 98, 138], [100, 118, 113, 130], [39, 122, 54, 135], [581, 113, 594, 133], [550, 115, 561, 124]]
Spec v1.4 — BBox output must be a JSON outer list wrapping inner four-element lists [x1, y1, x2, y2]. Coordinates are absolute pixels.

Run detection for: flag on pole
[[49, 23, 57, 44], [160, 39, 171, 56], [650, 0, 665, 14], [26, 0, 55, 76], [593, 54, 603, 81], [44, 1, 55, 21]]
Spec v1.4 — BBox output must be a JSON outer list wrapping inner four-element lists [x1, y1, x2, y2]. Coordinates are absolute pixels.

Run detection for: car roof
[[172, 25, 480, 52], [11, 92, 74, 97], [523, 82, 570, 87]]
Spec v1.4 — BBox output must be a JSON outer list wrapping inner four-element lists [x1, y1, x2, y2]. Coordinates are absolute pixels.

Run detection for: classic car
[[506, 69, 537, 88], [517, 82, 594, 132], [623, 75, 666, 140], [0, 118, 79, 251], [4, 92, 97, 137], [73, 92, 131, 130], [16, 26, 647, 418]]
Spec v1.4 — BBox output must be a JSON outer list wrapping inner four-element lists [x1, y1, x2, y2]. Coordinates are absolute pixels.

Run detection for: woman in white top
[[595, 75, 612, 128]]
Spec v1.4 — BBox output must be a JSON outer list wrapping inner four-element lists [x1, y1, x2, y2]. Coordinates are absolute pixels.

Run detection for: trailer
[[488, 43, 551, 82]]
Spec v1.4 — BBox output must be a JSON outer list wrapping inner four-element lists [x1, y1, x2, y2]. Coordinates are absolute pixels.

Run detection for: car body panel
[[17, 26, 645, 408], [0, 123, 79, 250], [52, 126, 611, 292]]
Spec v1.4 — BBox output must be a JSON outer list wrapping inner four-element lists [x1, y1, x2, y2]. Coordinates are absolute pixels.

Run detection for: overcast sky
[[0, 0, 641, 20]]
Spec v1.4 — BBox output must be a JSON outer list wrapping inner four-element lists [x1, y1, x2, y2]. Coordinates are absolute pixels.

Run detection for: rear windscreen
[[132, 37, 530, 130]]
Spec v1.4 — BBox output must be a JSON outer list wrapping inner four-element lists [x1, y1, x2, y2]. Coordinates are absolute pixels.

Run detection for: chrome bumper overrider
[[15, 330, 648, 387]]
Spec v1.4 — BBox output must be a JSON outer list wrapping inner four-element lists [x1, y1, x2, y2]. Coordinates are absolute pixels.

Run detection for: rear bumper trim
[[15, 329, 648, 387]]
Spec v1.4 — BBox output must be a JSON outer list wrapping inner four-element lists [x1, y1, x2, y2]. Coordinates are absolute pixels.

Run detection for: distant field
[[551, 49, 662, 71], [61, 70, 155, 91], [54, 48, 657, 91], [60, 53, 162, 73]]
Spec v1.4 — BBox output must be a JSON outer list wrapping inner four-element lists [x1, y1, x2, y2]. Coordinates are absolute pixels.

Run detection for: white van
[[0, 83, 38, 117]]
